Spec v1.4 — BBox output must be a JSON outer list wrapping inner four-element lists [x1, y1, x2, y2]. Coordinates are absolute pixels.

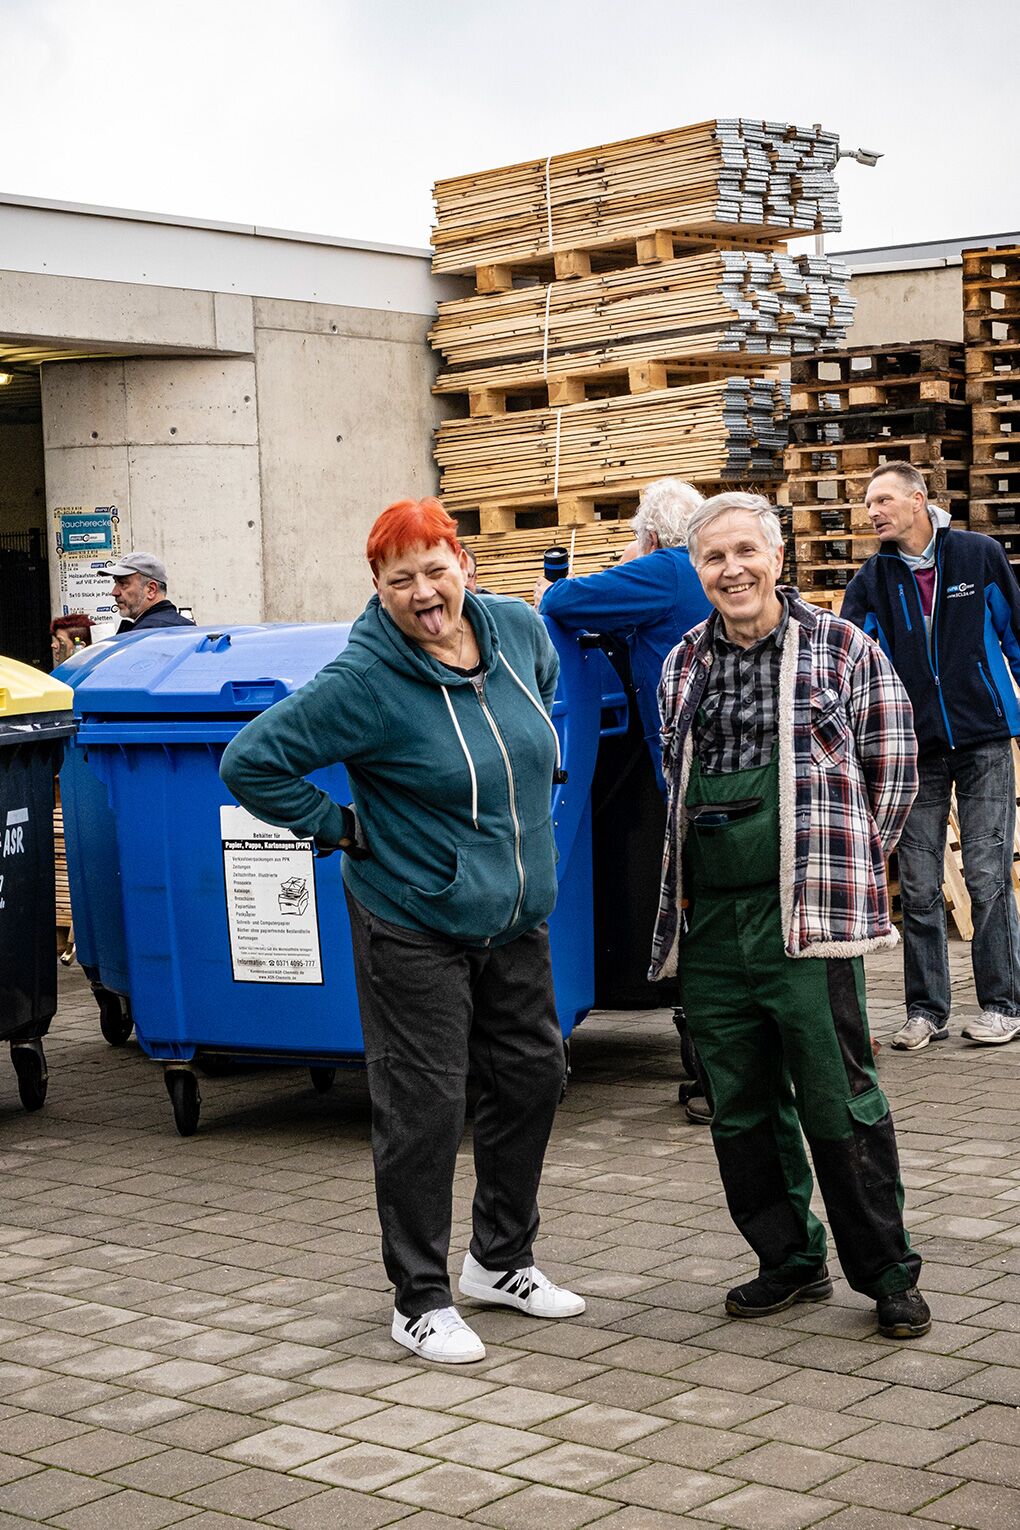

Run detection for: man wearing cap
[[105, 552, 195, 633]]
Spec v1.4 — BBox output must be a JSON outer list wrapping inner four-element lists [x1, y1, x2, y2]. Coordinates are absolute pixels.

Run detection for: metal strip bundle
[[432, 119, 840, 276]]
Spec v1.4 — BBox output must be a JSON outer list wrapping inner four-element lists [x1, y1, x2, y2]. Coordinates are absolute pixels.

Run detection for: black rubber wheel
[[97, 988, 134, 1047], [309, 1067, 336, 1094], [559, 1037, 572, 1103], [165, 1070, 201, 1136], [12, 1046, 48, 1113]]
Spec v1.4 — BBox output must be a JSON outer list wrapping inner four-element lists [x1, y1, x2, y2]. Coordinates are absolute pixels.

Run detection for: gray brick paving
[[1, 949, 1020, 1524]]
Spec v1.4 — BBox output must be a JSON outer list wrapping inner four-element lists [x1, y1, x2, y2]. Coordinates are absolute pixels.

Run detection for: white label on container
[[220, 805, 323, 985]]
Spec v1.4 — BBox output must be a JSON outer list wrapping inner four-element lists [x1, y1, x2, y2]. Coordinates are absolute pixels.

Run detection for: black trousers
[[345, 890, 565, 1318]]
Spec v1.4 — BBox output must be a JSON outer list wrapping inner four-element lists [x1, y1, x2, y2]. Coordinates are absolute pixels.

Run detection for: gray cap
[[104, 551, 167, 584]]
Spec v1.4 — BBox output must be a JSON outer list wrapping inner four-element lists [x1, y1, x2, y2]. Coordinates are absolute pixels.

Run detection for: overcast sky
[[4, 0, 1019, 255]]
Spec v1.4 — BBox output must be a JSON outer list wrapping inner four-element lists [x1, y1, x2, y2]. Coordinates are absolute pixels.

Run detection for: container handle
[[222, 679, 288, 708]]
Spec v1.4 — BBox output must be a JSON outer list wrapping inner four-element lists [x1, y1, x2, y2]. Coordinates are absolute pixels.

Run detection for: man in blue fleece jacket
[[842, 462, 1020, 1051], [534, 479, 712, 796]]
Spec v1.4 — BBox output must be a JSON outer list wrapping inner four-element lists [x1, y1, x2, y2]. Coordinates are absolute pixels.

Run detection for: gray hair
[[687, 492, 784, 566], [631, 478, 703, 550]]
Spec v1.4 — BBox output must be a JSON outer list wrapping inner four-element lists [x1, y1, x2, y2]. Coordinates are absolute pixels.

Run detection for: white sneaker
[[891, 1015, 949, 1050], [459, 1252, 585, 1318], [391, 1305, 485, 1364], [962, 1011, 1020, 1045]]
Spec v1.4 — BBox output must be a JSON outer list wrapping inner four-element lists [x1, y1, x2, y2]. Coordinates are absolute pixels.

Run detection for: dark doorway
[[0, 529, 50, 668]]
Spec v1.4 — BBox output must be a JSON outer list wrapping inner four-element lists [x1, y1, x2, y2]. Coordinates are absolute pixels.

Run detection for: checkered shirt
[[650, 588, 919, 976], [694, 597, 789, 773]]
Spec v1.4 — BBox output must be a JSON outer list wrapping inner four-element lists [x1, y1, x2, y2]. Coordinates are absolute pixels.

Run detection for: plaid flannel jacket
[[649, 588, 919, 979]]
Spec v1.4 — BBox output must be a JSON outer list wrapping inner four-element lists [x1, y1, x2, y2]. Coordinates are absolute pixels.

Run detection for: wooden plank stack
[[963, 244, 1020, 571], [438, 377, 791, 530], [433, 119, 841, 281], [430, 251, 853, 407], [432, 117, 852, 554], [780, 341, 969, 610]]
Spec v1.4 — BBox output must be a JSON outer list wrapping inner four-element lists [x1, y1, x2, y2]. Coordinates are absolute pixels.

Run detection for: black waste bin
[[0, 658, 76, 1111]]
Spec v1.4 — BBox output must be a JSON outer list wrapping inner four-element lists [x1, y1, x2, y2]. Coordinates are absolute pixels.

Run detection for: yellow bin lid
[[0, 654, 74, 717]]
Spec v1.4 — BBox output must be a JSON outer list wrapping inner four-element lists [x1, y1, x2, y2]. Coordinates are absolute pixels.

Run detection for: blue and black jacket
[[841, 526, 1020, 755]]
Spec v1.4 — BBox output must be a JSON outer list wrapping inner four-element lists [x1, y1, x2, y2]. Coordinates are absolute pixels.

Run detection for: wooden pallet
[[781, 465, 969, 509], [784, 435, 968, 475], [460, 229, 808, 296], [789, 403, 970, 446], [448, 356, 782, 420], [432, 118, 840, 278], [789, 340, 963, 390]]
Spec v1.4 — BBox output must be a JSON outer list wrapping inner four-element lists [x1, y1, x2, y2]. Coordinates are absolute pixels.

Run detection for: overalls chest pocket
[[810, 688, 850, 769]]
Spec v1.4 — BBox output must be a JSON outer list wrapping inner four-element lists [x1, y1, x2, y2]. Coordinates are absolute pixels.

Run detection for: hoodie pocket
[[399, 835, 520, 939]]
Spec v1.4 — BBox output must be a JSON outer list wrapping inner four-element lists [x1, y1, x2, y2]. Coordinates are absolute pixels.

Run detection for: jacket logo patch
[[946, 581, 975, 599]]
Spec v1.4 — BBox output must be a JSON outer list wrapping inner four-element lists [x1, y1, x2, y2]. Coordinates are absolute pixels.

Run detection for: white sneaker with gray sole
[[459, 1252, 585, 1318], [962, 1012, 1020, 1045], [891, 1015, 949, 1050], [391, 1305, 485, 1363]]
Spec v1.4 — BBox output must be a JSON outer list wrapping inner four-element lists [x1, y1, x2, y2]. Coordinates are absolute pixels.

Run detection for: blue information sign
[[59, 510, 116, 554]]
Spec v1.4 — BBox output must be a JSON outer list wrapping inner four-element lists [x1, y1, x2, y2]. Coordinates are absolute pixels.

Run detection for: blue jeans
[[898, 739, 1020, 1024]]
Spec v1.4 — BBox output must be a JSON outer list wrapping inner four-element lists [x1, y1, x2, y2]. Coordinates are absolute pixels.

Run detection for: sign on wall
[[53, 505, 121, 626]]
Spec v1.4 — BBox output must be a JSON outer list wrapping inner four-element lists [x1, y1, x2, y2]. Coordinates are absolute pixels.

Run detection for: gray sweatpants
[[345, 890, 565, 1318]]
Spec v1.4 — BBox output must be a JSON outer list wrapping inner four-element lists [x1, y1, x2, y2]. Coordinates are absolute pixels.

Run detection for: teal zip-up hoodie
[[219, 592, 561, 947]]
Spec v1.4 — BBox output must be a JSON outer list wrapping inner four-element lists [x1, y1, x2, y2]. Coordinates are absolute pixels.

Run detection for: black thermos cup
[[544, 545, 570, 581]]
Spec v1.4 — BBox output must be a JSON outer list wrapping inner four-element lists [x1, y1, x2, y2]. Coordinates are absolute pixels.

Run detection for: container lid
[[54, 624, 353, 717], [0, 655, 74, 717]]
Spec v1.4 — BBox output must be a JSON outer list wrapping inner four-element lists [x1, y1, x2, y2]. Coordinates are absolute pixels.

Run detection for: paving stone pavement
[[1, 942, 1019, 1528]]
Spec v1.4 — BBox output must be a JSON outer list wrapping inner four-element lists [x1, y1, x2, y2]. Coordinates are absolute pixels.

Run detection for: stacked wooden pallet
[[430, 251, 853, 407], [437, 377, 791, 530], [963, 245, 1020, 570], [464, 522, 638, 603], [433, 119, 840, 282], [780, 341, 969, 610]]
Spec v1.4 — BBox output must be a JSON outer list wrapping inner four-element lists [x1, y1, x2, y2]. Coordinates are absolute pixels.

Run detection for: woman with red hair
[[222, 497, 583, 1364]]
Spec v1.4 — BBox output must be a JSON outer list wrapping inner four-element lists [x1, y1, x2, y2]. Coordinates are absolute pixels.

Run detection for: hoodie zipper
[[475, 675, 527, 931]]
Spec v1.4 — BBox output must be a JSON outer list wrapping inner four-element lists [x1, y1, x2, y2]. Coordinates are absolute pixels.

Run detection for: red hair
[[366, 497, 461, 575]]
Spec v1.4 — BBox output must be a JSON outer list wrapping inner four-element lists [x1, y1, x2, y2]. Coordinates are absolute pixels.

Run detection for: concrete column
[[41, 353, 264, 625]]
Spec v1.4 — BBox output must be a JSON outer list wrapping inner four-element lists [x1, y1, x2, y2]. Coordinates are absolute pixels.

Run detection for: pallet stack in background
[[428, 118, 854, 595], [780, 341, 970, 611], [964, 244, 1020, 570]]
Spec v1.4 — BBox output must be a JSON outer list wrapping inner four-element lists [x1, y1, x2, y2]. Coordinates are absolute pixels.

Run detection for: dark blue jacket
[[539, 546, 711, 793], [117, 600, 195, 634], [841, 527, 1020, 755]]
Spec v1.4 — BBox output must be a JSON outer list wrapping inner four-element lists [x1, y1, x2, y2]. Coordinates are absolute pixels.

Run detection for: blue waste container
[[61, 619, 605, 1135], [56, 629, 261, 1047]]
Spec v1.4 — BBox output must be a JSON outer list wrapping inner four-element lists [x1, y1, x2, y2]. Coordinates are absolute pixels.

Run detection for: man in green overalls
[[650, 492, 931, 1340]]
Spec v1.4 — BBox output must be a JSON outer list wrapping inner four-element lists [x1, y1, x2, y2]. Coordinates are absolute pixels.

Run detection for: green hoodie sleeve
[[220, 663, 386, 845]]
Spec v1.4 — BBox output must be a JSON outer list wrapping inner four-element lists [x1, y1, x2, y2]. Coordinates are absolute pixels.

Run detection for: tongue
[[418, 606, 444, 636]]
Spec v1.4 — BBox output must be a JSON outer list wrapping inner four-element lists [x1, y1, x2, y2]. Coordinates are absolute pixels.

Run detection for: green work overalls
[[681, 751, 919, 1300]]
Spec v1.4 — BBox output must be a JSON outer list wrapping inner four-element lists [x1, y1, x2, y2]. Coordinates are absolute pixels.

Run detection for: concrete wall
[[254, 299, 441, 621], [42, 356, 264, 622], [37, 297, 446, 625], [844, 264, 963, 348], [0, 422, 45, 534]]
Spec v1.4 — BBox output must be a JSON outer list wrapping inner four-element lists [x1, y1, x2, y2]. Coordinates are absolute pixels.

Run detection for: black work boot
[[726, 1266, 833, 1318], [876, 1286, 931, 1339]]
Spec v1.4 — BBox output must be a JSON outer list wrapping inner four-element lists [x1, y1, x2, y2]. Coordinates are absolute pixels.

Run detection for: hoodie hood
[[347, 590, 500, 686]]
